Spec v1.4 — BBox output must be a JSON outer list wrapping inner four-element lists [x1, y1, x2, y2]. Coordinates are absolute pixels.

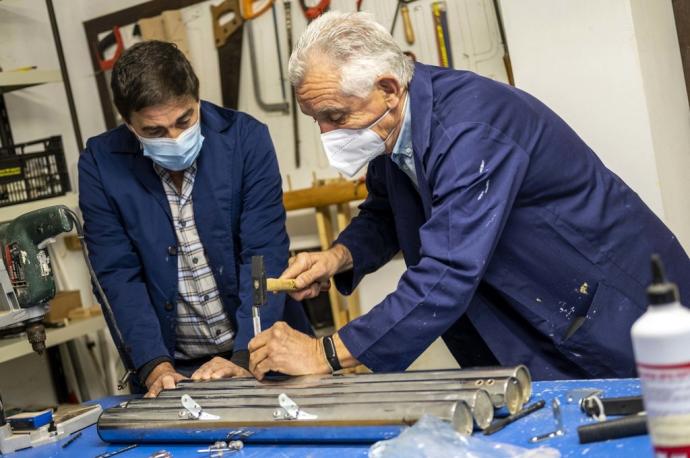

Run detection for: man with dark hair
[[79, 41, 310, 397]]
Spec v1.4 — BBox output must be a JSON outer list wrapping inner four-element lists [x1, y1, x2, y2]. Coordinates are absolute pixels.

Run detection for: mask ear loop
[[380, 91, 409, 144]]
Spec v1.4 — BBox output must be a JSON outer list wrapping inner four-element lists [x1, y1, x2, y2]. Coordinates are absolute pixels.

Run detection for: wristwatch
[[322, 335, 342, 372]]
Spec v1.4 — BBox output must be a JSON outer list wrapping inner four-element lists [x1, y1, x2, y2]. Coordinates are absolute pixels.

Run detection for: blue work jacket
[[78, 101, 309, 372], [335, 63, 690, 380]]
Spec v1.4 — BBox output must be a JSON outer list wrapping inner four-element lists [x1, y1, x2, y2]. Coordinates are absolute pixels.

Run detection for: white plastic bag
[[369, 415, 561, 458]]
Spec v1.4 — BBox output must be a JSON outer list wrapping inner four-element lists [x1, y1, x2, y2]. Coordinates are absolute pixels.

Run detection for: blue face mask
[[136, 119, 204, 171]]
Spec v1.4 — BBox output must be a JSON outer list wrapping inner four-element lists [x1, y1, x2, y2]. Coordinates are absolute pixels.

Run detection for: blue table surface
[[8, 378, 650, 457]]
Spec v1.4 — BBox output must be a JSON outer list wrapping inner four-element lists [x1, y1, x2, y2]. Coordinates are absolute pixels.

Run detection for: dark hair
[[111, 41, 199, 122]]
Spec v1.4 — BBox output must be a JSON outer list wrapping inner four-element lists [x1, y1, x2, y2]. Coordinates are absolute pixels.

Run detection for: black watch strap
[[322, 335, 342, 372]]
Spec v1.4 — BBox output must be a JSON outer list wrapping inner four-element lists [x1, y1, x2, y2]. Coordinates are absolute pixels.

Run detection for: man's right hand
[[144, 362, 186, 398], [280, 244, 353, 301]]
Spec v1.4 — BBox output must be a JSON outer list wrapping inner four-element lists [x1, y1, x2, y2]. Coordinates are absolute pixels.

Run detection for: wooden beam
[[284, 180, 367, 211], [314, 206, 348, 329], [336, 202, 361, 321]]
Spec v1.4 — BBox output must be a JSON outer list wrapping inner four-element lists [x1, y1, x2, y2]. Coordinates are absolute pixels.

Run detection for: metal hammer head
[[251, 255, 267, 307]]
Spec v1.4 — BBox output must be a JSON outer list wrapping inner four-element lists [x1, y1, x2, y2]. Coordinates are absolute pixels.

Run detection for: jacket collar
[[409, 63, 434, 219], [409, 63, 433, 158]]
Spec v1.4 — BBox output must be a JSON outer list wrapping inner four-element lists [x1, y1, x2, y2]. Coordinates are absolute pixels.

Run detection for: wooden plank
[[314, 206, 348, 329], [284, 181, 367, 211], [336, 202, 361, 321]]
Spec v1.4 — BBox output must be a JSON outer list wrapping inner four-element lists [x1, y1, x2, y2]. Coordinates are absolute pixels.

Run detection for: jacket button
[[164, 302, 174, 311], [167, 245, 178, 256]]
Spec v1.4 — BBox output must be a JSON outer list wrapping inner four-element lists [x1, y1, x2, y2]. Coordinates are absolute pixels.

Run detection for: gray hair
[[288, 11, 415, 97]]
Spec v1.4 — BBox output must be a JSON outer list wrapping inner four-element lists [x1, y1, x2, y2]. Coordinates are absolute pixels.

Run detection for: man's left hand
[[248, 322, 331, 380], [191, 356, 251, 380]]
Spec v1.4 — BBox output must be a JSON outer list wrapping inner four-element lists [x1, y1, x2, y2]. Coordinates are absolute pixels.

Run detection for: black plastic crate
[[0, 136, 70, 207]]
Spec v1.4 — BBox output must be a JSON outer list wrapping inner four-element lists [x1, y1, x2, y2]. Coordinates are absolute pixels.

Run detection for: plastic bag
[[369, 415, 561, 458]]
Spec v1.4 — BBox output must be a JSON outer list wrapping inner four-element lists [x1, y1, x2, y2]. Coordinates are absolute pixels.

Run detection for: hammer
[[251, 255, 299, 335]]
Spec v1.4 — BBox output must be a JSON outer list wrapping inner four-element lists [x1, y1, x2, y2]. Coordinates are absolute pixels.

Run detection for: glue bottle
[[631, 255, 690, 457]]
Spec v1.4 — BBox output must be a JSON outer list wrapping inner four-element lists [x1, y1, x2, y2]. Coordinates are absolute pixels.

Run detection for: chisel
[[483, 400, 545, 435]]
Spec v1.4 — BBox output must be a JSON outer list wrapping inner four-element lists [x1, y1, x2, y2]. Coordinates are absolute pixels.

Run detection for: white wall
[[500, 0, 690, 250], [629, 0, 690, 252]]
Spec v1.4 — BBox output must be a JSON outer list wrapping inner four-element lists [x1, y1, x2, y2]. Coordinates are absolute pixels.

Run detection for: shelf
[[0, 69, 62, 95], [0, 315, 106, 364], [0, 192, 78, 222]]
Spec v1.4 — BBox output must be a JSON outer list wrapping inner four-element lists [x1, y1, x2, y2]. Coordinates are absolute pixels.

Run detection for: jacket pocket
[[555, 282, 644, 378]]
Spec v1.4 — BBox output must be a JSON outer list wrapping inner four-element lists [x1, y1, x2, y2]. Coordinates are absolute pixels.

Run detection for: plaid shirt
[[154, 163, 235, 360]]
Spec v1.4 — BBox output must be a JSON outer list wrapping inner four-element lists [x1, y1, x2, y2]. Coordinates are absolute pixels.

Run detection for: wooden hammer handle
[[266, 278, 298, 292]]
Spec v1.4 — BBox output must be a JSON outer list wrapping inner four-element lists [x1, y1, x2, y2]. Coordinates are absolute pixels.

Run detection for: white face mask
[[320, 106, 394, 178]]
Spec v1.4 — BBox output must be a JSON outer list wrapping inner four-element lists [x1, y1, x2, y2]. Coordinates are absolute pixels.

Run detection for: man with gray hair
[[248, 12, 690, 380]]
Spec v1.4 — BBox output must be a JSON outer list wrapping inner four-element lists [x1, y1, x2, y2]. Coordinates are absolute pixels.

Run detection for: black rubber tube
[[578, 414, 648, 444]]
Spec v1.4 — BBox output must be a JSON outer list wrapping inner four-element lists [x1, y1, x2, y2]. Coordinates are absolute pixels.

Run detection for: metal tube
[[245, 21, 289, 113], [176, 366, 532, 403], [166, 378, 522, 414], [126, 389, 494, 430], [97, 400, 473, 443]]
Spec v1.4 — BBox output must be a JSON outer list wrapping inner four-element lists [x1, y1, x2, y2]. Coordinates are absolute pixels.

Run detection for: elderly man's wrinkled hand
[[280, 245, 352, 301], [248, 322, 331, 380]]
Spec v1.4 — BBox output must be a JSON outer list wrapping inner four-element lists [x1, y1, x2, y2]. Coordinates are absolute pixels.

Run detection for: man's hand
[[191, 356, 251, 381], [248, 322, 331, 380], [144, 362, 186, 398], [281, 244, 353, 300]]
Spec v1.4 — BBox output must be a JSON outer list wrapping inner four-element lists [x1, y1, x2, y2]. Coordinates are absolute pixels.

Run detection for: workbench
[[10, 378, 649, 457]]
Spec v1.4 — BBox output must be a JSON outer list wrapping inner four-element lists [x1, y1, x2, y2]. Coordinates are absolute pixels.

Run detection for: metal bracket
[[179, 394, 220, 421], [581, 395, 607, 422], [197, 440, 244, 453], [272, 393, 317, 420], [529, 398, 565, 443]]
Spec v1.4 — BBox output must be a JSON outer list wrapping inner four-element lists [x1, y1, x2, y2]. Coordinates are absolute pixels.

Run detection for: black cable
[[0, 392, 6, 426], [62, 207, 134, 389]]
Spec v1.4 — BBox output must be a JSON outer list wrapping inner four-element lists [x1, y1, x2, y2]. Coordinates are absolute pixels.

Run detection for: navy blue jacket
[[335, 63, 690, 380], [79, 101, 309, 372]]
